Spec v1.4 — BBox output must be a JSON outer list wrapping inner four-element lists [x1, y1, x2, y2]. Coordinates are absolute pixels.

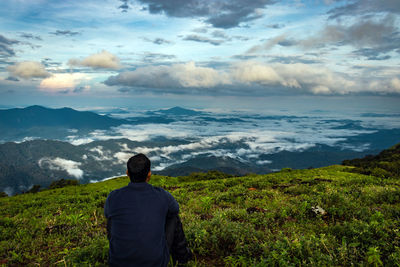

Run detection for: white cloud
[[232, 61, 359, 94], [38, 157, 84, 179], [390, 78, 400, 92], [88, 146, 113, 160], [69, 50, 121, 69], [114, 151, 132, 164], [105, 60, 371, 95], [118, 143, 130, 151], [105, 61, 231, 89], [231, 61, 284, 86], [39, 73, 91, 92], [364, 76, 400, 94], [311, 85, 331, 94], [7, 61, 51, 79], [256, 160, 272, 165]]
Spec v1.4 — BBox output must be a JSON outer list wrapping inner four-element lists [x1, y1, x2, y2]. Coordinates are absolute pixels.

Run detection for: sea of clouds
[[59, 108, 400, 173]]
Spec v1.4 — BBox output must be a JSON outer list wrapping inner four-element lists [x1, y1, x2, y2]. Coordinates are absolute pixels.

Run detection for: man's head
[[127, 153, 151, 183]]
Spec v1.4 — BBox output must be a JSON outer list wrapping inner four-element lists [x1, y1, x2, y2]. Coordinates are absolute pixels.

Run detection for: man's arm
[[165, 190, 179, 215], [104, 193, 112, 240], [106, 218, 112, 240]]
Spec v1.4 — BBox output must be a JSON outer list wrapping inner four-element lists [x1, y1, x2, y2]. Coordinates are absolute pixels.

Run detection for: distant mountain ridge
[[0, 105, 126, 129], [147, 106, 203, 116], [0, 105, 127, 142]]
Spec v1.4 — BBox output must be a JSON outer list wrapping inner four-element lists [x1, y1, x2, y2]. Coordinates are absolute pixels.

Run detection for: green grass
[[1, 165, 400, 266]]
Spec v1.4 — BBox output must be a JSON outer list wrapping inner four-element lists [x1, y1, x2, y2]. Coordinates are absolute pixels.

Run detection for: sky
[[0, 0, 399, 111]]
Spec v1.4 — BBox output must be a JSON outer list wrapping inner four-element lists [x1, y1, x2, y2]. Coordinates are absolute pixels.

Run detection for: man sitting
[[104, 153, 192, 266]]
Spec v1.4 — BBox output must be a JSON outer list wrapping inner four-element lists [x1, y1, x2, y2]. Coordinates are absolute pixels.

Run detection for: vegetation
[[48, 179, 79, 190], [343, 143, 400, 179], [1, 165, 400, 266]]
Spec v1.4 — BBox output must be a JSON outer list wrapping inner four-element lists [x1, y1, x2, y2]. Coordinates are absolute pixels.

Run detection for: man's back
[[104, 182, 179, 267]]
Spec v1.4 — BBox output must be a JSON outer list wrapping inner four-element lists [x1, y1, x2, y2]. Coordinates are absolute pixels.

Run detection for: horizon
[[0, 0, 400, 111]]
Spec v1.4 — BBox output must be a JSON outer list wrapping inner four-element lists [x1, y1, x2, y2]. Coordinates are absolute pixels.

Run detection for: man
[[104, 153, 192, 266]]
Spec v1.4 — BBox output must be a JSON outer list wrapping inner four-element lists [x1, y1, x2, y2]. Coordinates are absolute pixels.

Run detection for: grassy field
[[1, 165, 400, 266]]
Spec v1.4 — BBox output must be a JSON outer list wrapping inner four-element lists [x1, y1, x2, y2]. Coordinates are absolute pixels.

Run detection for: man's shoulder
[[106, 185, 129, 199], [151, 185, 175, 198], [107, 184, 172, 197]]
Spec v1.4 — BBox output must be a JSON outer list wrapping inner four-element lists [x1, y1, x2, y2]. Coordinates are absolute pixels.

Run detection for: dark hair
[[127, 154, 151, 182]]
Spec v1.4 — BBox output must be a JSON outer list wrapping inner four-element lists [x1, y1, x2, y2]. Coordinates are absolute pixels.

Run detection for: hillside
[[343, 143, 400, 178], [1, 166, 400, 266]]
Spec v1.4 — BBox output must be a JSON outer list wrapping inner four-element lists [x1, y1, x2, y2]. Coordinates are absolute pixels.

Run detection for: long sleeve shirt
[[104, 182, 179, 267]]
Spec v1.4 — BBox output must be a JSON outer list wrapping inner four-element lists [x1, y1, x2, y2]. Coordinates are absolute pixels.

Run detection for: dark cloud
[[50, 30, 80, 36], [211, 30, 229, 39], [118, 0, 130, 12], [143, 37, 172, 45], [268, 56, 322, 65], [153, 38, 171, 45], [299, 15, 400, 58], [231, 54, 259, 60], [0, 34, 19, 58], [73, 86, 85, 93], [192, 27, 208, 33], [19, 33, 42, 41], [136, 0, 276, 28], [41, 58, 62, 68], [118, 87, 131, 93], [229, 36, 248, 42], [353, 48, 395, 60], [266, 23, 285, 29], [183, 34, 224, 46], [328, 0, 400, 19], [5, 76, 19, 82], [141, 52, 176, 63], [247, 34, 297, 53]]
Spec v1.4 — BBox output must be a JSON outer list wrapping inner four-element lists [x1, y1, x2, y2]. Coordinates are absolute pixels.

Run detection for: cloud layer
[[63, 108, 394, 172], [105, 61, 381, 95]]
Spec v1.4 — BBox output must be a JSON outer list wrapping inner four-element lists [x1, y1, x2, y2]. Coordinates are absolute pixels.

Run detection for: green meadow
[[1, 166, 400, 266]]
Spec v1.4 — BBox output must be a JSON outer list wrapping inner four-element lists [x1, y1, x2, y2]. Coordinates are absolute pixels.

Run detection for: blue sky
[[0, 0, 399, 110]]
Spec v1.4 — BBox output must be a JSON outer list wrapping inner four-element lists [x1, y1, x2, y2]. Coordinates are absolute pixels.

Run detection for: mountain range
[[0, 105, 399, 195]]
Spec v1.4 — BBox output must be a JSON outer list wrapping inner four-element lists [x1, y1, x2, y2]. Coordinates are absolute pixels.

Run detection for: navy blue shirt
[[104, 182, 179, 267]]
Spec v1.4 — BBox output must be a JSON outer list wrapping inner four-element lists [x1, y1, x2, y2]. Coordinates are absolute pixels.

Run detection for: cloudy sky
[[0, 0, 399, 110]]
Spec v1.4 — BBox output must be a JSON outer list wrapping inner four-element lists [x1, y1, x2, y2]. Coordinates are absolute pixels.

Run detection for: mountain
[[0, 105, 126, 129], [147, 106, 203, 116], [257, 144, 375, 170], [1, 165, 400, 266], [0, 105, 127, 142]]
